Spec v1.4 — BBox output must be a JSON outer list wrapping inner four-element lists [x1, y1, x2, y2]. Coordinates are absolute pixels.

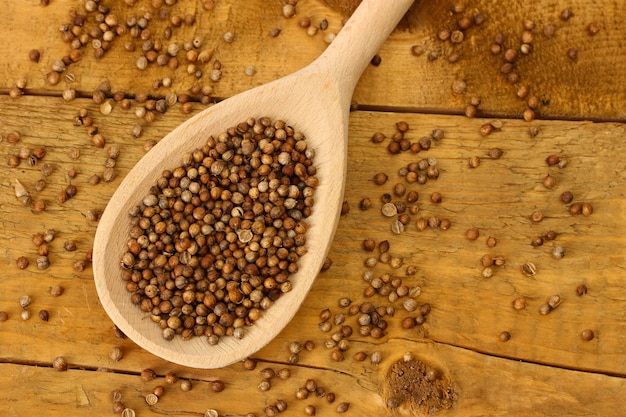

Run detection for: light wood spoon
[[94, 0, 415, 368]]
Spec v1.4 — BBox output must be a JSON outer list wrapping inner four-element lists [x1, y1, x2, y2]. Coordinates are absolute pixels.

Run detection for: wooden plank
[[1, 0, 625, 120], [1, 95, 625, 380], [1, 338, 625, 417]]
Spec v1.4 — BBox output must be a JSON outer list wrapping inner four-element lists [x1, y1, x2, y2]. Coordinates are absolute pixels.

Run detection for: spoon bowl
[[94, 0, 414, 368]]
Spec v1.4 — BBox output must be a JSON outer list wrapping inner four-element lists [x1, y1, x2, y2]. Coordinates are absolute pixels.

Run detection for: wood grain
[[1, 93, 625, 415], [1, 0, 626, 415], [0, 0, 624, 120]]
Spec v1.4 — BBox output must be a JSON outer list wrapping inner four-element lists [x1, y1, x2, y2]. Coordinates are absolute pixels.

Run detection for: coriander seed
[[499, 331, 511, 342], [465, 227, 479, 240], [141, 368, 157, 382], [0, 312, 8, 322], [52, 356, 68, 371], [16, 256, 29, 269], [39, 309, 49, 322], [576, 284, 588, 296], [145, 393, 159, 406], [109, 346, 123, 361], [581, 329, 595, 341], [180, 379, 192, 392], [210, 380, 225, 392]]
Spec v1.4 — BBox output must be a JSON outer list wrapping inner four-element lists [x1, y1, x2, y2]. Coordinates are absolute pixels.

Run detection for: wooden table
[[1, 0, 625, 415]]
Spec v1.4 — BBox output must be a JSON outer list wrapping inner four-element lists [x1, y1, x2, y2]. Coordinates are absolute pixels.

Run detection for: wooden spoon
[[94, 0, 415, 369]]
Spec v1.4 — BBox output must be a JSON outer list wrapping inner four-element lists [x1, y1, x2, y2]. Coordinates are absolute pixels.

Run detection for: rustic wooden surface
[[1, 0, 625, 416]]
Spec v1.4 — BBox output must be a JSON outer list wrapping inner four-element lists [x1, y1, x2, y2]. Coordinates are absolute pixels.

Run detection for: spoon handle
[[313, 0, 415, 96]]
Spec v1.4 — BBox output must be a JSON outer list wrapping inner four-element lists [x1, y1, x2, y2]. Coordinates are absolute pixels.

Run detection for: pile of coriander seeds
[[120, 116, 317, 343]]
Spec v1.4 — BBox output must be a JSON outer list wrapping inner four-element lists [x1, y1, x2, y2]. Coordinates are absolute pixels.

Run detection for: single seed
[[210, 380, 225, 392], [581, 329, 595, 341], [39, 309, 49, 322], [52, 356, 68, 371], [539, 303, 552, 315], [576, 284, 588, 296], [336, 402, 350, 413], [466, 228, 479, 241], [499, 331, 511, 342], [530, 211, 544, 222], [561, 191, 574, 204], [373, 172, 388, 185], [109, 346, 123, 361], [141, 368, 157, 382], [552, 245, 565, 259], [521, 262, 536, 276], [512, 297, 526, 310]]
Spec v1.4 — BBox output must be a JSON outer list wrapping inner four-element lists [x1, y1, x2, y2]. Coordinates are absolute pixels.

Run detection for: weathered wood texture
[[1, 0, 625, 415], [0, 0, 624, 120], [1, 94, 625, 415]]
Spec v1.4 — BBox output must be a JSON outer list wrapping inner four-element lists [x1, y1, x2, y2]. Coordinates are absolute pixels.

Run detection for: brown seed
[[546, 154, 561, 166], [499, 331, 511, 342], [430, 192, 442, 204], [539, 303, 552, 315], [371, 132, 386, 143], [52, 356, 68, 371], [362, 238, 376, 252], [336, 402, 350, 413], [468, 156, 480, 168], [210, 380, 225, 392], [587, 22, 600, 35], [486, 236, 497, 248], [576, 284, 588, 296], [109, 346, 123, 361], [569, 202, 582, 215], [153, 386, 165, 397], [29, 49, 41, 63], [581, 329, 595, 341], [542, 175, 556, 189], [340, 200, 350, 215], [141, 368, 157, 382], [165, 371, 178, 384], [512, 297, 526, 310], [359, 197, 372, 210], [39, 309, 50, 322], [560, 191, 574, 204], [304, 405, 316, 416], [16, 256, 29, 269], [560, 8, 573, 21], [567, 48, 578, 61], [581, 202, 593, 216], [488, 148, 503, 159], [465, 228, 479, 241], [373, 172, 388, 185], [50, 285, 64, 296], [530, 211, 544, 222]]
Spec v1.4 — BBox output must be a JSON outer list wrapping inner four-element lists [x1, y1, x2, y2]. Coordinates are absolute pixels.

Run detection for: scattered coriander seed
[[567, 48, 578, 61], [539, 303, 552, 315], [145, 393, 159, 406], [16, 256, 29, 269], [211, 380, 225, 392], [373, 172, 388, 185], [52, 356, 68, 371], [581, 329, 595, 341], [482, 266, 494, 278], [548, 295, 562, 309], [552, 246, 565, 259], [468, 156, 481, 168], [512, 297, 527, 310], [499, 331, 511, 342], [561, 191, 574, 204], [530, 211, 544, 222], [521, 262, 536, 276], [35, 256, 50, 270], [153, 386, 166, 397], [258, 380, 271, 391], [165, 371, 178, 384], [180, 379, 192, 392], [336, 402, 350, 413], [489, 148, 504, 159], [39, 309, 49, 322], [21, 309, 31, 320], [122, 409, 136, 417], [50, 285, 64, 296], [581, 202, 594, 216], [141, 368, 157, 382], [0, 311, 8, 322], [109, 346, 123, 362], [542, 175, 556, 189], [465, 227, 479, 240], [260, 367, 275, 380], [570, 203, 582, 215], [576, 284, 588, 296], [113, 402, 125, 413], [64, 240, 77, 251]]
